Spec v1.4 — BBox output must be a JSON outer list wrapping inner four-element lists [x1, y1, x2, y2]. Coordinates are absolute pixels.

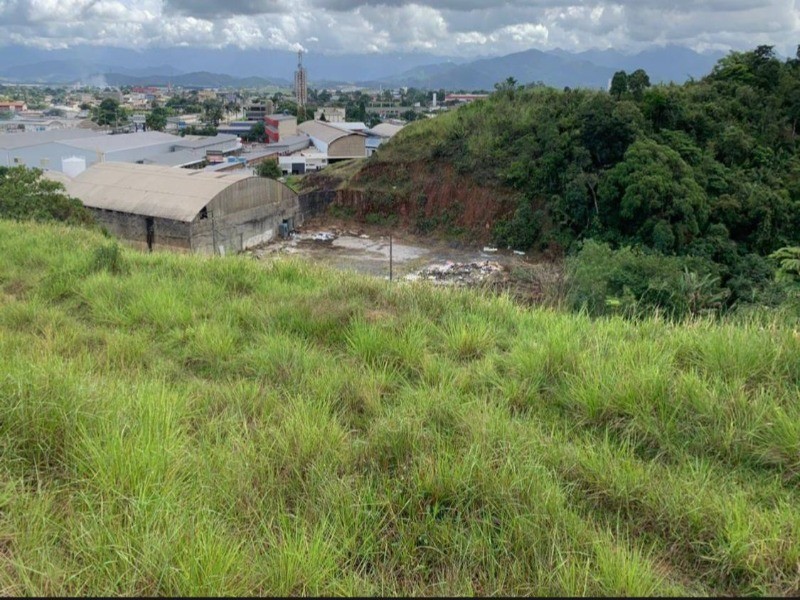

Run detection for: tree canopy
[[355, 45, 800, 311], [0, 167, 94, 227]]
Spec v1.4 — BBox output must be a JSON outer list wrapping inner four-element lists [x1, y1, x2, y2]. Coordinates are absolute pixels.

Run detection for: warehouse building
[[297, 120, 366, 159], [62, 162, 302, 254], [265, 114, 298, 143], [0, 130, 240, 173]]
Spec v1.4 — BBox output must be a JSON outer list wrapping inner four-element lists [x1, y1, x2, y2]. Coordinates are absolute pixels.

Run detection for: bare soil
[[248, 216, 565, 304]]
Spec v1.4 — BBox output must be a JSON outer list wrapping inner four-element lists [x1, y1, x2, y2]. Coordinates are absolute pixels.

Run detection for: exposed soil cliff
[[303, 159, 517, 244]]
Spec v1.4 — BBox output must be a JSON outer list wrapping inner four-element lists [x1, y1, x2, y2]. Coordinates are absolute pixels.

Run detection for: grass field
[[1, 220, 799, 596]]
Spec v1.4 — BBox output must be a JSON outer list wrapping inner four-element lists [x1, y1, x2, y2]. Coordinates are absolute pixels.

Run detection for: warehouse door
[[145, 217, 154, 252]]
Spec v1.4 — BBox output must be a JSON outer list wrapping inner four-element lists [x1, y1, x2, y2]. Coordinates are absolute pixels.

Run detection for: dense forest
[[341, 46, 800, 317]]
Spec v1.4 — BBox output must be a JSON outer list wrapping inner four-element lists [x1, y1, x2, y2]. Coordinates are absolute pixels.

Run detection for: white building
[[0, 130, 241, 173]]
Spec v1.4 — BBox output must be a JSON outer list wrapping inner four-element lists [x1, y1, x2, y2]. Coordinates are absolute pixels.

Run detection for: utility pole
[[389, 233, 393, 282]]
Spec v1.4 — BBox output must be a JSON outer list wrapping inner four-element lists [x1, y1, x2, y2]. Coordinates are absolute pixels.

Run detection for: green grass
[[1, 220, 799, 596]]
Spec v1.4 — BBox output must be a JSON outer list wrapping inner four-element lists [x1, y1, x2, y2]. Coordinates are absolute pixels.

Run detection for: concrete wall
[[278, 119, 297, 139], [328, 135, 366, 158], [89, 208, 192, 252], [190, 178, 302, 255]]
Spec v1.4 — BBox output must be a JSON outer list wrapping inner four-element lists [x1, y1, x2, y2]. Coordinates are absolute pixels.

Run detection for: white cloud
[[0, 0, 799, 56]]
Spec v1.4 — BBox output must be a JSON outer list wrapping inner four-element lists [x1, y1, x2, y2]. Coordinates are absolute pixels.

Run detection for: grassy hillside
[[2, 220, 800, 595]]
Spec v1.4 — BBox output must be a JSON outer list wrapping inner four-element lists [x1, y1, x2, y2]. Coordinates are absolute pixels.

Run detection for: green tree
[[245, 121, 266, 142], [94, 98, 125, 127], [494, 76, 519, 99], [256, 160, 282, 179], [201, 100, 224, 127], [610, 71, 628, 99], [0, 166, 94, 227], [145, 106, 169, 132], [598, 139, 709, 252], [628, 69, 651, 100]]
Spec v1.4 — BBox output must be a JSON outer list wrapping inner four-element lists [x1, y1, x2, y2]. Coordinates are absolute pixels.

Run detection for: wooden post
[[389, 234, 393, 282]]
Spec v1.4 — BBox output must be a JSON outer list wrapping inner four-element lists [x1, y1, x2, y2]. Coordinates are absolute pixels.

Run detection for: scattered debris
[[483, 247, 498, 253], [407, 260, 507, 287], [312, 232, 336, 242], [359, 234, 370, 239], [513, 250, 526, 256]]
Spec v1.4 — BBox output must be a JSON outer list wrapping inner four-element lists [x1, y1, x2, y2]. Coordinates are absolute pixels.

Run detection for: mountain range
[[0, 44, 727, 90]]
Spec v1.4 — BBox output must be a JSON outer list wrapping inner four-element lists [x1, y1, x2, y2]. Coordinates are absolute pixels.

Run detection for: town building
[[0, 130, 241, 173], [265, 114, 298, 143], [297, 120, 366, 159], [365, 122, 405, 156], [444, 93, 489, 104], [314, 107, 346, 123], [294, 51, 308, 107], [0, 101, 28, 113], [244, 100, 274, 121], [61, 162, 303, 254]]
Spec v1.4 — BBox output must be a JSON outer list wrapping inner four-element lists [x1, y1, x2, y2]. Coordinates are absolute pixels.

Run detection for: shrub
[[566, 239, 728, 318]]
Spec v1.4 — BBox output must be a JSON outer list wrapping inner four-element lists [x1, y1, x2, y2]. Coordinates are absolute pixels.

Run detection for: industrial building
[[217, 121, 260, 137], [297, 120, 366, 159], [365, 122, 405, 156], [265, 114, 297, 143], [0, 130, 241, 173], [62, 162, 302, 254], [278, 151, 329, 175]]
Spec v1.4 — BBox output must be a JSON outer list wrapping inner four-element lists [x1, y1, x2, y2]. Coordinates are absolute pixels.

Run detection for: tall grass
[[1, 220, 799, 595]]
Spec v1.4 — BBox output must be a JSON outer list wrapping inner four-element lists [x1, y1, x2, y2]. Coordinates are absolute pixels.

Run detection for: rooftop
[[62, 162, 254, 222], [266, 114, 297, 122], [368, 123, 405, 138], [0, 128, 101, 150], [298, 120, 366, 145], [173, 133, 240, 149], [142, 149, 207, 168], [330, 122, 368, 132], [60, 131, 179, 153]]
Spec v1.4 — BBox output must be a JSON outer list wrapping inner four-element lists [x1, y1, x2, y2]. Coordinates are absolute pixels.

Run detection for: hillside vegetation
[[2, 220, 800, 595], [313, 46, 800, 315]]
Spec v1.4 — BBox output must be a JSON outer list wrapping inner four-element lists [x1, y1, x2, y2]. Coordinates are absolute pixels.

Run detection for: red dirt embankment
[[305, 160, 517, 243]]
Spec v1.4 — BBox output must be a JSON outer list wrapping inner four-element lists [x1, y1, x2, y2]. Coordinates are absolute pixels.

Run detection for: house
[[297, 120, 366, 159], [0, 101, 28, 113], [61, 162, 303, 254]]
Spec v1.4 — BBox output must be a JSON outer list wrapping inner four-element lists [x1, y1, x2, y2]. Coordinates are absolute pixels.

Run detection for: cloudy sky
[[1, 0, 799, 56]]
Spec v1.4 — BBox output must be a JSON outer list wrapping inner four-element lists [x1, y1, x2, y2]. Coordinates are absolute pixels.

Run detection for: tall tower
[[294, 50, 308, 108]]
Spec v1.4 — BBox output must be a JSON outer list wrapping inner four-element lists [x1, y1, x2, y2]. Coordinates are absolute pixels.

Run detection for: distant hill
[[381, 49, 615, 90], [380, 46, 727, 90], [103, 71, 291, 88], [0, 44, 727, 90], [0, 60, 115, 84], [569, 45, 726, 83]]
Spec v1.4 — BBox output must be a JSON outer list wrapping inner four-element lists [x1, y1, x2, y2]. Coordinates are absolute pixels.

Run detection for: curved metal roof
[[298, 120, 366, 144], [63, 162, 255, 222]]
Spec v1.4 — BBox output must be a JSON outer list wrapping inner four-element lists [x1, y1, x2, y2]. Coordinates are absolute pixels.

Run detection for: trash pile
[[406, 260, 507, 287], [312, 231, 336, 242]]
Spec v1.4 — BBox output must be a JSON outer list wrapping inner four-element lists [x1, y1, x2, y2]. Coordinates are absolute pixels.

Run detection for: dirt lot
[[247, 217, 564, 303]]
